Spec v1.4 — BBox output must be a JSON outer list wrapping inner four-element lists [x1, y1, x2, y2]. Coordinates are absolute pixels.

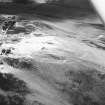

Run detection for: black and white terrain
[[0, 0, 105, 105]]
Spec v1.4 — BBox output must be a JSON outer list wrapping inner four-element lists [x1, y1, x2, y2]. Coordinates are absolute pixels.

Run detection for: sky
[[32, 0, 46, 3]]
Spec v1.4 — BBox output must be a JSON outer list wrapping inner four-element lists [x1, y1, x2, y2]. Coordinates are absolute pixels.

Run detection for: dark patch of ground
[[0, 72, 30, 105], [3, 57, 34, 70], [60, 69, 105, 105], [0, 73, 30, 94], [0, 93, 25, 105]]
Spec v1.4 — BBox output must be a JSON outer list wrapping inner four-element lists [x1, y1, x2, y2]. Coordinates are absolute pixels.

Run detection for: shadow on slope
[[0, 2, 95, 21]]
